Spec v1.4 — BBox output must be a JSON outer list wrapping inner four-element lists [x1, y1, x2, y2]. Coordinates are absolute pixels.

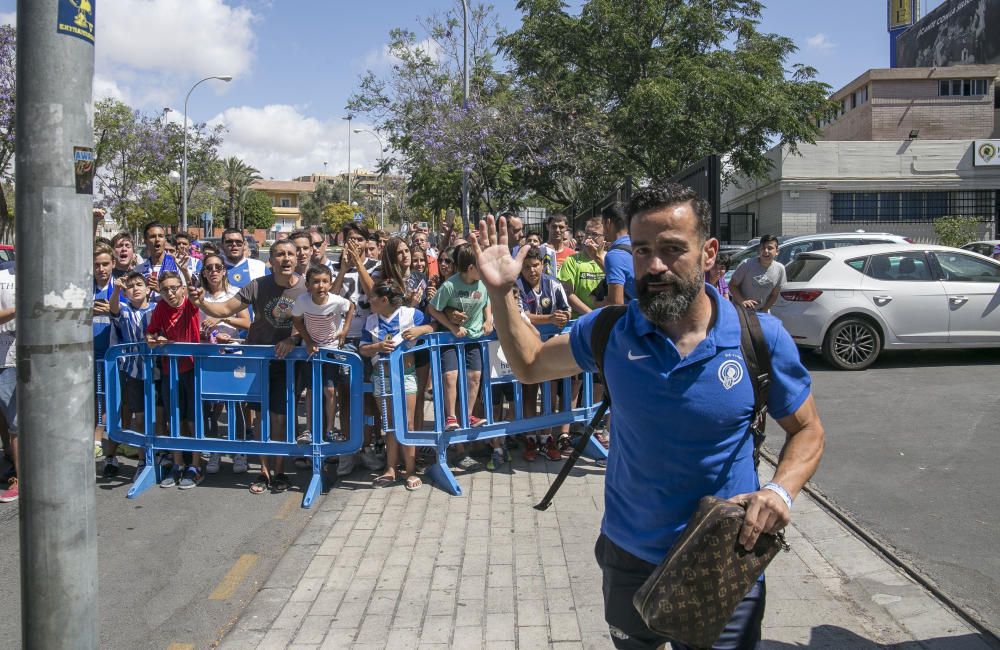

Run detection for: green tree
[[300, 178, 351, 226], [500, 0, 836, 192], [221, 156, 261, 230], [241, 190, 275, 231], [933, 216, 980, 248], [0, 26, 15, 242], [322, 201, 356, 234]]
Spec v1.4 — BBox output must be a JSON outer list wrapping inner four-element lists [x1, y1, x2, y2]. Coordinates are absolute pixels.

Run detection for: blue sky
[[0, 0, 945, 179]]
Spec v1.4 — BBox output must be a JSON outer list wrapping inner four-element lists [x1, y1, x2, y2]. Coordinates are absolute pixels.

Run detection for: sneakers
[[468, 415, 486, 427], [205, 454, 221, 475], [522, 438, 538, 462], [101, 456, 120, 478], [595, 430, 610, 450], [445, 416, 460, 431], [232, 454, 248, 474], [557, 434, 573, 456], [159, 466, 181, 488], [455, 455, 480, 471], [336, 453, 357, 477], [296, 430, 313, 444], [324, 428, 346, 442], [178, 466, 202, 490], [0, 478, 18, 503], [361, 449, 386, 471], [544, 436, 562, 461], [487, 447, 508, 471]]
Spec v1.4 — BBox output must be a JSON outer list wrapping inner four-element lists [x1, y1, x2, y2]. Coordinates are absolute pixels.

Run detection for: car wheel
[[822, 317, 882, 371]]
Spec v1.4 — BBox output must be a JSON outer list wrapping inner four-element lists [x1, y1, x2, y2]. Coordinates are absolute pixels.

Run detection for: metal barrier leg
[[425, 444, 462, 496], [128, 447, 157, 499], [584, 435, 609, 461], [302, 448, 323, 509]]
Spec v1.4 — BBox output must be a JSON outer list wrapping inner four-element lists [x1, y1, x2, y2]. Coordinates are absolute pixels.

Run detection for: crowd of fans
[[0, 208, 645, 502]]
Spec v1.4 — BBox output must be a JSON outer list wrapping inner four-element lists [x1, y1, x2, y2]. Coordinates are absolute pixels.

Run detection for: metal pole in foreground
[[15, 2, 98, 648], [461, 0, 470, 237]]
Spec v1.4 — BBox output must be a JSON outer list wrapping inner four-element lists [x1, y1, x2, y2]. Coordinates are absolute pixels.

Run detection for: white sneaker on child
[[206, 454, 221, 474], [232, 454, 248, 474]]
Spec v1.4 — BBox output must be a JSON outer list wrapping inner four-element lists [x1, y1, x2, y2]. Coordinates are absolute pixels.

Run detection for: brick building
[[721, 64, 1000, 243]]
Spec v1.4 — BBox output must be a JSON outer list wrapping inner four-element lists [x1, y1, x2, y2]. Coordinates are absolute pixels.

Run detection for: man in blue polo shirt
[[602, 202, 635, 304], [473, 184, 825, 650]]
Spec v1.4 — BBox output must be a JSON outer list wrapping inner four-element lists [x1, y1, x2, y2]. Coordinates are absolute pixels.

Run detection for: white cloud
[[363, 37, 443, 70], [209, 105, 387, 181], [93, 74, 130, 103], [806, 33, 835, 51], [97, 0, 255, 77]]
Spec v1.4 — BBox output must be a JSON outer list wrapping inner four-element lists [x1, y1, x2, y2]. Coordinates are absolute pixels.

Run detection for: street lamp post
[[354, 128, 386, 230], [343, 115, 353, 205], [182, 75, 232, 233], [461, 0, 470, 237]]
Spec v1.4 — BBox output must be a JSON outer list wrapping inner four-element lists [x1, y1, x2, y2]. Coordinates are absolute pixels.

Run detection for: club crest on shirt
[[718, 359, 744, 390]]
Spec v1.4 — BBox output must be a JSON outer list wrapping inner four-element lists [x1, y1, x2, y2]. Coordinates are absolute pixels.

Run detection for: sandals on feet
[[372, 473, 396, 488], [249, 474, 269, 495], [271, 473, 291, 493], [404, 475, 423, 491]]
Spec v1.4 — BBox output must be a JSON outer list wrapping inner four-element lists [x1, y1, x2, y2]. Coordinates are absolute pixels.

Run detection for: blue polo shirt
[[569, 283, 811, 564], [604, 235, 635, 300]]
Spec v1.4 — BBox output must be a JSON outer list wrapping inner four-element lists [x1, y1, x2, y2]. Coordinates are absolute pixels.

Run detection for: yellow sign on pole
[[889, 0, 913, 29]]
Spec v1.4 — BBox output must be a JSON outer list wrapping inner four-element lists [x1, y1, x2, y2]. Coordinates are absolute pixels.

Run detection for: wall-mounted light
[[908, 129, 920, 139]]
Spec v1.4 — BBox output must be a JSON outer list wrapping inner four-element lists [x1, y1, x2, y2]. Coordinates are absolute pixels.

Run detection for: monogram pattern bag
[[631, 496, 788, 649]]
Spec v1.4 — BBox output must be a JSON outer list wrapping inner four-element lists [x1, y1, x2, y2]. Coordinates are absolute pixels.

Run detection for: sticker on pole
[[488, 340, 514, 380], [73, 146, 95, 194], [58, 0, 96, 45]]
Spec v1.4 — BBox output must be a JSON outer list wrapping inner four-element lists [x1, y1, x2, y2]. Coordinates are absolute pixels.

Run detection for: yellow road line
[[208, 554, 259, 601], [165, 644, 194, 650], [273, 492, 299, 520]]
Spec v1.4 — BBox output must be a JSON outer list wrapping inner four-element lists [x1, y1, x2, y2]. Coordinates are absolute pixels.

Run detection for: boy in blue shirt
[[93, 244, 116, 459], [106, 271, 156, 477]]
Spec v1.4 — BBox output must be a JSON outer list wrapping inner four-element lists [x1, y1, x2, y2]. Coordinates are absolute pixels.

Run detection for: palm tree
[[222, 156, 260, 230]]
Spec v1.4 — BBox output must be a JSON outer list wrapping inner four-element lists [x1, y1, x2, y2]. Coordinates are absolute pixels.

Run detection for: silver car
[[770, 244, 1000, 370]]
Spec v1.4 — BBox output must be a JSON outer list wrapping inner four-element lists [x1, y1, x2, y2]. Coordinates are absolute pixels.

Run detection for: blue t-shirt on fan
[[604, 235, 636, 300], [568, 283, 811, 564]]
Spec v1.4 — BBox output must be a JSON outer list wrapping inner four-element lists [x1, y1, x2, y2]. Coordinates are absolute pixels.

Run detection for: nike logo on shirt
[[627, 350, 651, 361]]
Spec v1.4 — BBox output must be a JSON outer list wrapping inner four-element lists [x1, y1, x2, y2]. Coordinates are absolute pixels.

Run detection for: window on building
[[939, 78, 989, 97], [831, 191, 995, 223], [279, 198, 292, 208], [851, 93, 857, 109]]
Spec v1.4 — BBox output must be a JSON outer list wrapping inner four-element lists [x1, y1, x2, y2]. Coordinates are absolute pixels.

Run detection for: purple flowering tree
[[0, 26, 15, 242]]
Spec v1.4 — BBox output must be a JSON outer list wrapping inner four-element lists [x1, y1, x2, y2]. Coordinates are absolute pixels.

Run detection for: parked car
[[725, 232, 911, 282], [960, 240, 1000, 258], [770, 243, 1000, 370], [0, 244, 13, 263]]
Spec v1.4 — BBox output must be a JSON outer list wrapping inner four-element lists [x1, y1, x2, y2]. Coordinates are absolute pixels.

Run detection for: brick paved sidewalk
[[219, 455, 991, 650]]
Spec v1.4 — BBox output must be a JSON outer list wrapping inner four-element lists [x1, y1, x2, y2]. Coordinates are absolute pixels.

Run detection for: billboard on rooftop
[[896, 0, 1000, 67]]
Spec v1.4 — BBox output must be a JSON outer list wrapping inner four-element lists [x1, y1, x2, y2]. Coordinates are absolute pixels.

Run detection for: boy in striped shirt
[[291, 265, 354, 441]]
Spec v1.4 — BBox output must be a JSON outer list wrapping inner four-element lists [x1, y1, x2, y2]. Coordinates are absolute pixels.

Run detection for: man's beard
[[637, 268, 703, 326]]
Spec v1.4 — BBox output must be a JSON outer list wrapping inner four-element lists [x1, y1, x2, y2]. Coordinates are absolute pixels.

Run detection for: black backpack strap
[[535, 306, 626, 511], [736, 306, 772, 468]]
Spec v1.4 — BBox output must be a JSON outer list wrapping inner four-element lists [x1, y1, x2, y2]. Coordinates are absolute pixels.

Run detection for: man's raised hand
[[470, 215, 528, 294]]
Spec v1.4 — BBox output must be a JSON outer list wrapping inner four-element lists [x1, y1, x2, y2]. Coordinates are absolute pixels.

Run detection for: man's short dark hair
[[157, 271, 182, 285], [125, 271, 146, 285], [269, 239, 295, 257], [173, 232, 190, 243], [222, 228, 243, 241], [305, 265, 333, 283], [111, 232, 134, 247], [601, 202, 628, 231], [627, 183, 713, 241], [759, 234, 779, 249], [143, 222, 166, 238], [289, 229, 311, 243], [454, 243, 476, 272], [341, 222, 371, 240], [546, 214, 568, 227], [523, 246, 544, 264]]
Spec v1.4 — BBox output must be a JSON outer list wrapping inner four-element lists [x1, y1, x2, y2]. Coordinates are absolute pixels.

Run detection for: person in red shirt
[[146, 271, 203, 489]]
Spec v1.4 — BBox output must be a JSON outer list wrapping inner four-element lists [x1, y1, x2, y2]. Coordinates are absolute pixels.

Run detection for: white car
[[960, 240, 1000, 258], [725, 232, 910, 282], [770, 243, 1000, 370]]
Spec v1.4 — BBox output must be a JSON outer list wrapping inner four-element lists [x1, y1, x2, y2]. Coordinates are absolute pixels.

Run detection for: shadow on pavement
[[798, 347, 1000, 371], [761, 625, 996, 649]]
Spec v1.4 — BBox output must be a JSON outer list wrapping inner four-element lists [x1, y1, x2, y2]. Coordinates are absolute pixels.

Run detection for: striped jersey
[[290, 292, 352, 347], [113, 301, 156, 379]]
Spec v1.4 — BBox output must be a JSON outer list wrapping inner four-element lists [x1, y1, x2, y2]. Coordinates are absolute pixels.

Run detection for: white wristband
[[762, 482, 793, 510]]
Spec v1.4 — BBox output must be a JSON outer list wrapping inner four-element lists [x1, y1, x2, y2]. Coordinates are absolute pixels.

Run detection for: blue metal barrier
[[382, 328, 608, 496], [104, 343, 365, 508]]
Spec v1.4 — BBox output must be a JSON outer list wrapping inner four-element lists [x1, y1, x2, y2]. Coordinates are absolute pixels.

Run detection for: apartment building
[[721, 64, 1000, 242]]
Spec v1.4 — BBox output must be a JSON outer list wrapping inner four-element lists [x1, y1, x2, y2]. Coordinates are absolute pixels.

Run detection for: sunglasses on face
[[311, 241, 324, 248], [161, 285, 184, 294], [204, 264, 225, 272], [223, 239, 243, 246]]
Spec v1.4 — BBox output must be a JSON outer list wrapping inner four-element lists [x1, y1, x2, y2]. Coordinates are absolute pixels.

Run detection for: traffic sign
[[353, 212, 364, 222]]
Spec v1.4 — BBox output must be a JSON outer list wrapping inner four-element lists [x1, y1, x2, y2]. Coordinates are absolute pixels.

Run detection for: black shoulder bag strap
[[535, 305, 627, 511], [736, 306, 772, 468]]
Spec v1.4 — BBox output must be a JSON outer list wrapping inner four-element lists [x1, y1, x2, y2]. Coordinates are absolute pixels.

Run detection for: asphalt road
[[0, 456, 320, 649], [782, 347, 1000, 635]]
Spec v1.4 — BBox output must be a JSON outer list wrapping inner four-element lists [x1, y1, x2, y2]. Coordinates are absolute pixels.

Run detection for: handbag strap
[[735, 306, 771, 468]]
